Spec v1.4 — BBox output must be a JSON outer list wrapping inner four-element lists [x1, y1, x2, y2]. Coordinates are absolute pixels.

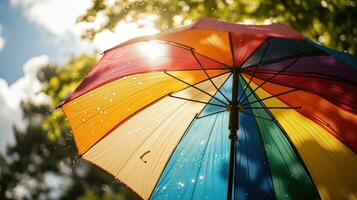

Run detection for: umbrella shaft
[[227, 129, 237, 200], [227, 68, 239, 200]]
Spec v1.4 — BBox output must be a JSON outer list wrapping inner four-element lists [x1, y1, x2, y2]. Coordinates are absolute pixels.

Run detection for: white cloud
[[0, 55, 50, 153], [9, 0, 95, 59], [0, 24, 5, 51], [10, 0, 159, 52], [10, 0, 92, 36]]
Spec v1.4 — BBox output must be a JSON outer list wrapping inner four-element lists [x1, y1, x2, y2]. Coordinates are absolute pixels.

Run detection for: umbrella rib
[[240, 75, 278, 121], [240, 75, 301, 114], [228, 31, 236, 67], [145, 39, 232, 68], [309, 113, 340, 135], [196, 109, 226, 119], [240, 110, 275, 121], [240, 74, 318, 185], [238, 38, 271, 102], [241, 88, 299, 106], [164, 70, 228, 106], [191, 50, 231, 104], [244, 70, 355, 84], [245, 106, 301, 109], [240, 51, 325, 71], [240, 58, 299, 104], [161, 39, 230, 67], [168, 94, 226, 108], [194, 72, 232, 117]]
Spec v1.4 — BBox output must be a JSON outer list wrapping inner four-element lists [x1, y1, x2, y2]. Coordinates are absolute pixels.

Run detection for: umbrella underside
[[60, 19, 357, 200]]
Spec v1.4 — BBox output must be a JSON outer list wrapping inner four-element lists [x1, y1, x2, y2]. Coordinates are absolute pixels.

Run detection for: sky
[[0, 0, 159, 152]]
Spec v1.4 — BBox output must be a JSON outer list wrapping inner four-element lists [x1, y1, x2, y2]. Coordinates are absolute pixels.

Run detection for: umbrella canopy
[[59, 18, 357, 200]]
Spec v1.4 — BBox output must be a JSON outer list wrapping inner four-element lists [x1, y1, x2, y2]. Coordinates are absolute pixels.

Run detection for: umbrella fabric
[[60, 18, 357, 200]]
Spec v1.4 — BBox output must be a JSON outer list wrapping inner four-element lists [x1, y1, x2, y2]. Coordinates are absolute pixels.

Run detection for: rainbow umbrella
[[59, 18, 357, 200]]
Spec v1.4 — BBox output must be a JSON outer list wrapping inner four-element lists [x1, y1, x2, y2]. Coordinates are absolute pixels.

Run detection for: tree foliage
[[79, 0, 357, 54], [0, 55, 139, 200]]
